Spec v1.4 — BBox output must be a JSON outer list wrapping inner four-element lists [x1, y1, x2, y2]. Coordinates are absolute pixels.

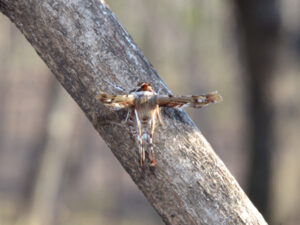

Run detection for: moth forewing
[[156, 91, 222, 108], [200, 91, 223, 104], [95, 92, 136, 108]]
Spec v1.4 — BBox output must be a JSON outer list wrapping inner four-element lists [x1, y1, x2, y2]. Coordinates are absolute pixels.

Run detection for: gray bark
[[0, 0, 267, 224]]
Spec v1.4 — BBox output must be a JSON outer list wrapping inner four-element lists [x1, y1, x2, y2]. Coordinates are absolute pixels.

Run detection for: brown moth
[[96, 83, 222, 167]]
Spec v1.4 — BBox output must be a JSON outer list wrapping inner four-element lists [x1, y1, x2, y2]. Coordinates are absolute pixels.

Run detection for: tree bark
[[0, 0, 267, 224]]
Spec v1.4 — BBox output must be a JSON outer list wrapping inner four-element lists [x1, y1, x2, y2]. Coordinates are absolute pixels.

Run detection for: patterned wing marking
[[96, 92, 136, 108], [156, 91, 222, 108]]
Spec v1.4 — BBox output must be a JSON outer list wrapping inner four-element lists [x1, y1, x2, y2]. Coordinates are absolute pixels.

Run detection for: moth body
[[96, 82, 222, 166]]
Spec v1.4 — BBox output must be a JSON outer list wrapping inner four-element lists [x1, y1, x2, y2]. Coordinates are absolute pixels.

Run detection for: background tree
[[232, 0, 281, 220]]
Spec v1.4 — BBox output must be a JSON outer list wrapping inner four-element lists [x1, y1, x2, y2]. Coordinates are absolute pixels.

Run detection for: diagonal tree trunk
[[0, 0, 267, 224]]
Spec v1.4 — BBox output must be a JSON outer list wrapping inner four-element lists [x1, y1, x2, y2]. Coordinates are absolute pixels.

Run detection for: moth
[[96, 82, 222, 167]]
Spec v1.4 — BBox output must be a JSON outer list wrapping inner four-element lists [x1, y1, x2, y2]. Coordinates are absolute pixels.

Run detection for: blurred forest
[[0, 0, 300, 225]]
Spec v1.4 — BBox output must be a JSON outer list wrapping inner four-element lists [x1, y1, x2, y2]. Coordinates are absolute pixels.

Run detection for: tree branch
[[0, 0, 267, 224]]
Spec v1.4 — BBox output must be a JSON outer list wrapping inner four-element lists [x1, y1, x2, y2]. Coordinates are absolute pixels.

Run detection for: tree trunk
[[0, 0, 267, 224], [232, 0, 280, 220]]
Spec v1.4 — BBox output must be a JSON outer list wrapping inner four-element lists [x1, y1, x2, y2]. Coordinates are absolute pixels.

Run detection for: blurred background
[[0, 0, 300, 224]]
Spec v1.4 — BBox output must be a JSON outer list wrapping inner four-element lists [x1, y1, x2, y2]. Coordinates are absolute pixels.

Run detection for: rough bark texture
[[0, 0, 267, 224]]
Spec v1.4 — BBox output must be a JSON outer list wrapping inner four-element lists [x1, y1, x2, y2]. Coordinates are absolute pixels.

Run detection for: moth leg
[[125, 110, 130, 122], [149, 110, 157, 166], [156, 105, 164, 127], [135, 109, 145, 166], [125, 108, 132, 123]]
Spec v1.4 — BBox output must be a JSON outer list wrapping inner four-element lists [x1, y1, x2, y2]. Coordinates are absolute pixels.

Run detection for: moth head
[[137, 82, 153, 92]]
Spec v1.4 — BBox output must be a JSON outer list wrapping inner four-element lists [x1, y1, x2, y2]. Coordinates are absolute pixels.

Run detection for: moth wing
[[96, 92, 135, 108], [157, 91, 222, 108]]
